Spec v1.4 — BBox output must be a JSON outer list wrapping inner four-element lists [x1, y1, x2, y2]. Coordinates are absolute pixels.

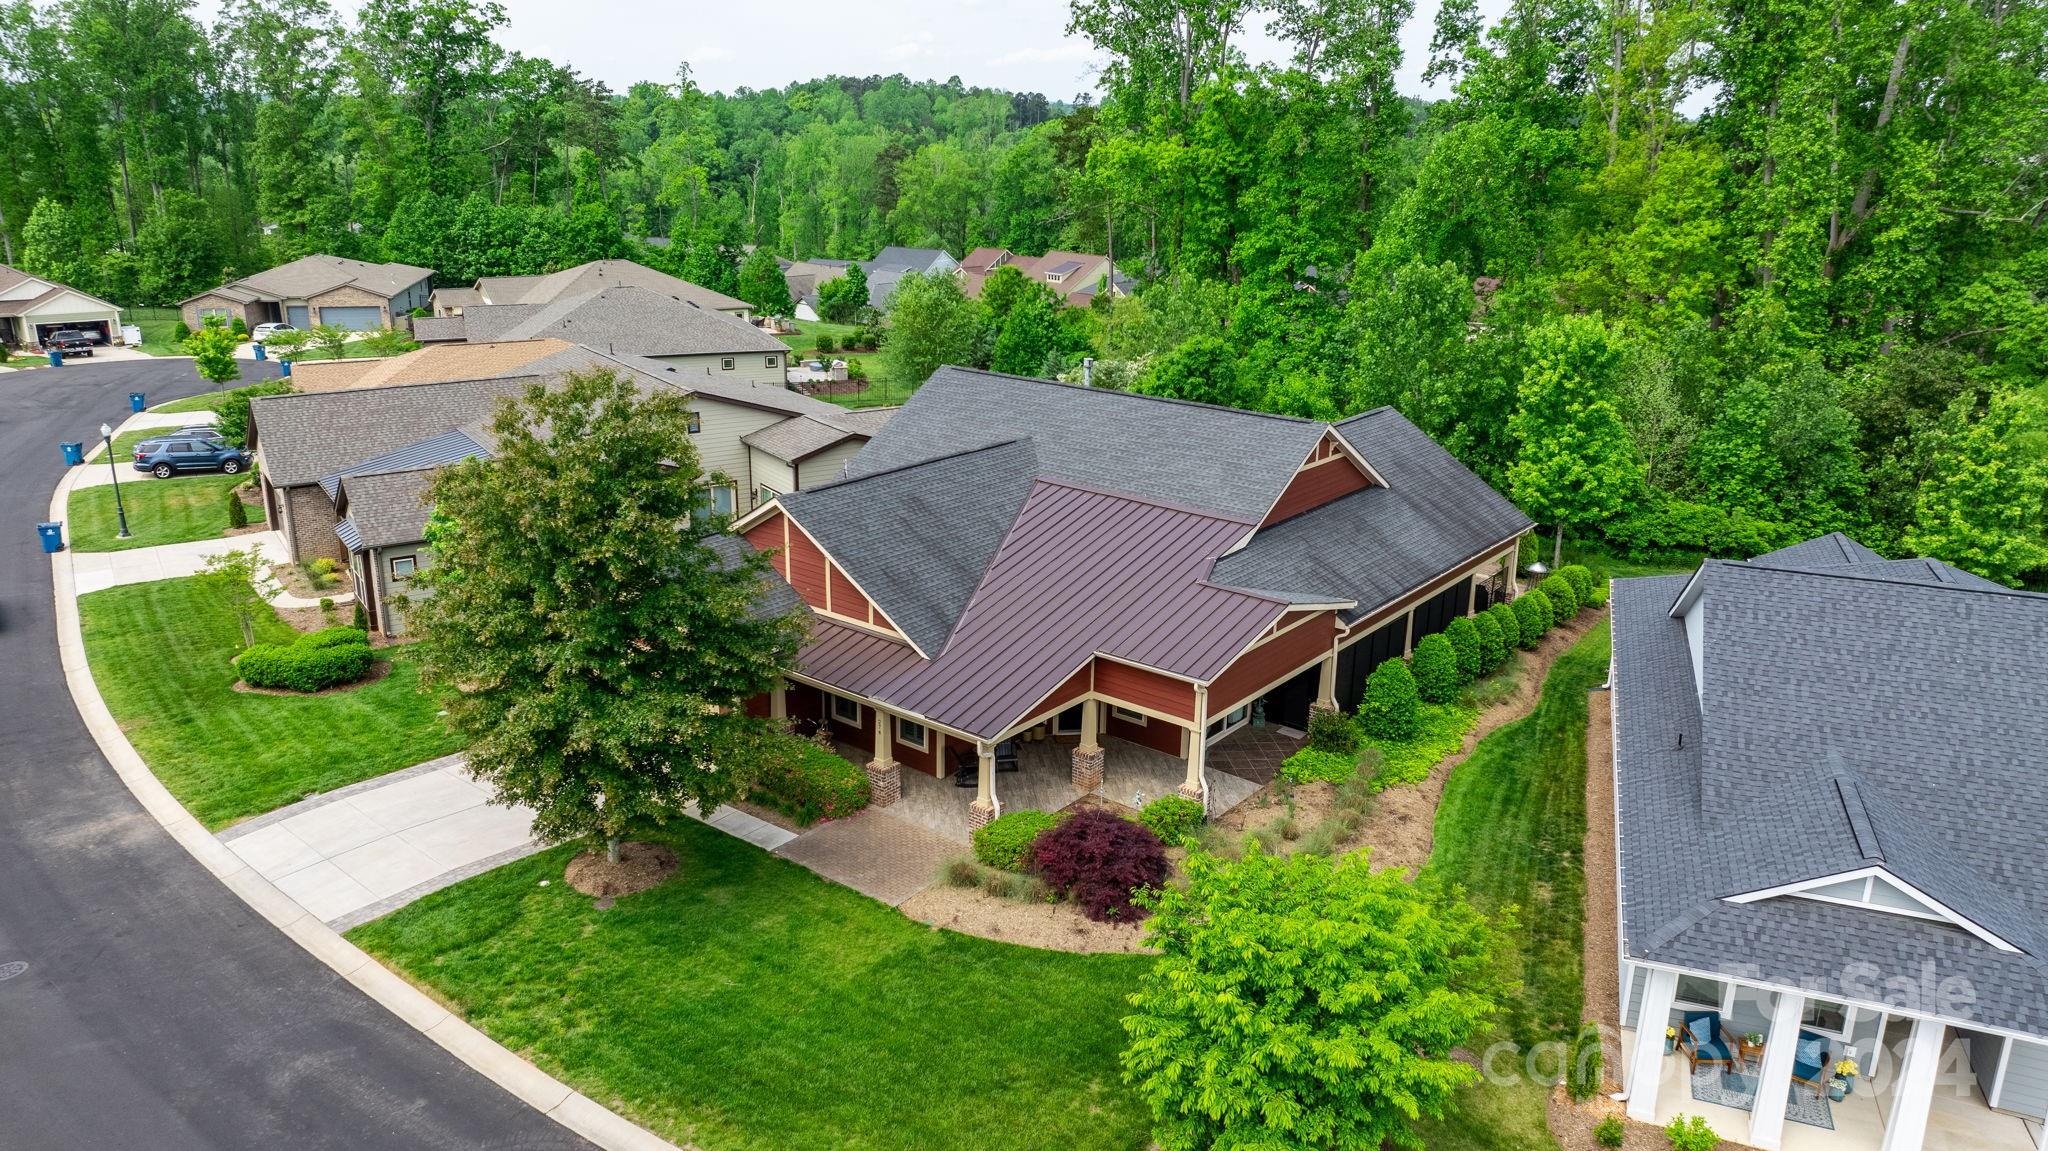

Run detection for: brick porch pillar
[[969, 742, 999, 827], [866, 707, 900, 807], [1071, 701, 1104, 791]]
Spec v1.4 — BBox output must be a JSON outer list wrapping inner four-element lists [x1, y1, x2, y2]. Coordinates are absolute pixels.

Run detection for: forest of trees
[[2, 0, 2043, 582]]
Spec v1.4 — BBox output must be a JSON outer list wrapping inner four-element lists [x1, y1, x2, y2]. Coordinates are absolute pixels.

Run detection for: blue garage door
[[287, 305, 310, 328], [318, 305, 382, 331]]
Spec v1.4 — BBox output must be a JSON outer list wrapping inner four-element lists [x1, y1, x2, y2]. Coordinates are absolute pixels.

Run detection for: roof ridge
[[1733, 559, 2044, 600], [936, 367, 1327, 428], [1033, 475, 1259, 528], [793, 437, 1031, 494]]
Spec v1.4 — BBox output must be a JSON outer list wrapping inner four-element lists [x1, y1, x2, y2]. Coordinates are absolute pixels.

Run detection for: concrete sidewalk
[[70, 529, 292, 594]]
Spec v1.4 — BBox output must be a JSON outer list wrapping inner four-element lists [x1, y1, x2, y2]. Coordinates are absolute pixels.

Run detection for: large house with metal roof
[[1608, 534, 2048, 1151], [248, 342, 893, 634], [180, 254, 433, 333], [733, 367, 1532, 835]]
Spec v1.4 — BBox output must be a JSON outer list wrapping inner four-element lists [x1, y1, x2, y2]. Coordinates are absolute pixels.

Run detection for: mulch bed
[[1584, 686, 1624, 1081], [232, 660, 392, 696], [565, 841, 678, 898]]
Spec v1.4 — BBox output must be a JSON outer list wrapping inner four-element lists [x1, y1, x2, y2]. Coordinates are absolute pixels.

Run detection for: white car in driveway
[[251, 322, 297, 340]]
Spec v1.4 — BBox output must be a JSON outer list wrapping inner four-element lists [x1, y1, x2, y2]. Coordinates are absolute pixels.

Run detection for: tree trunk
[[1553, 524, 1564, 569], [238, 611, 254, 650], [606, 837, 621, 865]]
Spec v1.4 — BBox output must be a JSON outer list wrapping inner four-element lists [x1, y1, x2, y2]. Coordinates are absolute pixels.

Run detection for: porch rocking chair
[[1678, 1010, 1741, 1074], [1789, 1030, 1833, 1100]]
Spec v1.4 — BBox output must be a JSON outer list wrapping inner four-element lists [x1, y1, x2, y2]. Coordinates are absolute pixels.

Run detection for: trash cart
[[47, 349, 62, 367], [61, 441, 84, 466], [129, 392, 146, 412], [37, 522, 64, 554], [280, 359, 292, 377], [253, 343, 267, 361]]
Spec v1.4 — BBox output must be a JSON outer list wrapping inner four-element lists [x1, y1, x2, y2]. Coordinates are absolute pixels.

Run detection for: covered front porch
[[1620, 966, 2046, 1151]]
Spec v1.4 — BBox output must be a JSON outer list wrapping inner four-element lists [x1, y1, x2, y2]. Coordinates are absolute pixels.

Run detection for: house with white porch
[[1608, 534, 2048, 1151]]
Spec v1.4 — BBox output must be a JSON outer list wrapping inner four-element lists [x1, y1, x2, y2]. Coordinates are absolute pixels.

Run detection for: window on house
[[830, 694, 861, 725], [764, 355, 778, 368], [758, 485, 779, 507], [1674, 975, 1725, 1010], [896, 718, 928, 750], [708, 485, 735, 516], [721, 357, 735, 370], [1109, 705, 1147, 726], [686, 410, 702, 434], [1801, 999, 1848, 1036], [389, 554, 417, 578], [1054, 706, 1083, 736]]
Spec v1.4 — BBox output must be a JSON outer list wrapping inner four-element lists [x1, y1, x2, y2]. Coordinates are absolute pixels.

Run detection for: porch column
[[1402, 610, 1416, 657], [1178, 686, 1209, 808], [1071, 701, 1104, 792], [969, 742, 998, 829], [1879, 1017, 1946, 1151], [1747, 989, 1806, 1150], [1625, 968, 1678, 1122], [865, 707, 901, 808], [769, 680, 787, 720], [1312, 642, 1339, 715]]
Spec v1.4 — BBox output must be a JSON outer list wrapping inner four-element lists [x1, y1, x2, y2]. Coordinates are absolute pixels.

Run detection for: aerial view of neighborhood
[[2, 0, 2043, 1149]]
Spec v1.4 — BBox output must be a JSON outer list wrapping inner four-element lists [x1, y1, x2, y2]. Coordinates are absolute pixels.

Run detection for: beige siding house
[[0, 265, 124, 347], [427, 260, 753, 322], [181, 254, 433, 333]]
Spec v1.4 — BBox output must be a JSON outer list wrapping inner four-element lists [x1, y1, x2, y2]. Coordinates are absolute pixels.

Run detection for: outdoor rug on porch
[[1689, 1063, 1836, 1130]]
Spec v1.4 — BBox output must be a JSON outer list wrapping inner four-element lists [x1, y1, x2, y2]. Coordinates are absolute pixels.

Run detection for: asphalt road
[[0, 359, 590, 1150]]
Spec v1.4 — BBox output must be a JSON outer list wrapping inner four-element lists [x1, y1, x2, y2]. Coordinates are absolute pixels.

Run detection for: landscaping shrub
[[1030, 808, 1168, 922], [1280, 747, 1356, 784], [1137, 794, 1205, 844], [225, 488, 247, 528], [1560, 563, 1596, 605], [215, 379, 293, 446], [845, 357, 867, 380], [1602, 493, 1796, 562], [746, 734, 869, 825], [944, 857, 985, 888], [1538, 572, 1579, 620], [173, 320, 192, 344], [1473, 610, 1506, 673], [1487, 600, 1521, 651], [1411, 634, 1461, 704], [1359, 658, 1419, 740], [814, 332, 836, 353], [1594, 1115, 1625, 1148], [230, 316, 249, 340], [1587, 576, 1611, 607], [1665, 1114, 1718, 1151], [1512, 589, 1552, 649], [1444, 615, 1480, 682], [1361, 702, 1476, 789], [1305, 706, 1361, 755], [972, 809, 1064, 871], [352, 600, 368, 630], [234, 627, 374, 692], [1567, 1020, 1605, 1101]]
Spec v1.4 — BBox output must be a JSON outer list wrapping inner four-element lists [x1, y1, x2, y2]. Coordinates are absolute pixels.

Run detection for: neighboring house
[[733, 367, 1530, 830], [0, 264, 124, 348], [180, 255, 433, 333], [249, 342, 893, 633], [959, 247, 1133, 308], [429, 285, 791, 385], [285, 338, 579, 394], [427, 259, 751, 321], [784, 246, 959, 317], [1608, 533, 2048, 1151]]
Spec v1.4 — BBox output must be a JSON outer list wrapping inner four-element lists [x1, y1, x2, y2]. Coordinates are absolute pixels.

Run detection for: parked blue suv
[[133, 433, 251, 479]]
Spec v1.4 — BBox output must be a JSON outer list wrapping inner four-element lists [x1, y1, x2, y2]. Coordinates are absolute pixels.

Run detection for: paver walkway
[[774, 811, 958, 906]]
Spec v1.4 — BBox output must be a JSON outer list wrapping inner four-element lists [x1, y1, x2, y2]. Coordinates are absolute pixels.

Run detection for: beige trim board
[[44, 430, 689, 1151]]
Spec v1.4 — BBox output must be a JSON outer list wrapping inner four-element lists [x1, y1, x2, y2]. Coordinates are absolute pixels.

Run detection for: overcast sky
[[193, 0, 1507, 102]]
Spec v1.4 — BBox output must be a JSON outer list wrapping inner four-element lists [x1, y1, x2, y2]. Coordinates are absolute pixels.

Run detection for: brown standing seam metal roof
[[787, 477, 1287, 739]]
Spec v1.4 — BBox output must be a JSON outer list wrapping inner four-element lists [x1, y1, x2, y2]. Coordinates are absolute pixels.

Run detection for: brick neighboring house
[[248, 342, 892, 632], [180, 255, 433, 333], [959, 247, 1133, 308], [732, 367, 1532, 831], [785, 246, 958, 319]]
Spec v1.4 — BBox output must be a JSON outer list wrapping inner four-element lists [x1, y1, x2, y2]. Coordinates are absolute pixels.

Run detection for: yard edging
[[44, 440, 688, 1151]]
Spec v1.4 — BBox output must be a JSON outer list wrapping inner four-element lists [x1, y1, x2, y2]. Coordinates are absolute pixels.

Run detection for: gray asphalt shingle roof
[[1210, 407, 1533, 622], [253, 376, 546, 487], [458, 286, 786, 355], [843, 367, 1328, 524], [1611, 546, 2048, 1039], [318, 428, 487, 498], [186, 254, 431, 304], [333, 469, 437, 549]]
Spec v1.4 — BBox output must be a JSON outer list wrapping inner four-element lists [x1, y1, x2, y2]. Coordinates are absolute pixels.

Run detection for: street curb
[[45, 416, 687, 1151]]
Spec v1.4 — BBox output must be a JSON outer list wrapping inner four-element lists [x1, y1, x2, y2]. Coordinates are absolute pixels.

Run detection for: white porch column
[[1178, 686, 1209, 807], [1879, 1017, 1946, 1151], [864, 706, 901, 808], [1071, 701, 1104, 792], [1626, 968, 1679, 1122], [1748, 989, 1807, 1150], [1313, 642, 1339, 714], [1402, 610, 1416, 656], [769, 680, 787, 720], [970, 742, 998, 829]]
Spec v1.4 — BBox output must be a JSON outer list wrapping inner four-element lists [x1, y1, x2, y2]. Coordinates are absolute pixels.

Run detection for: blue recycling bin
[[60, 441, 83, 466], [279, 359, 292, 377], [37, 522, 64, 554], [47, 349, 62, 367], [129, 391, 146, 412], [253, 342, 267, 361]]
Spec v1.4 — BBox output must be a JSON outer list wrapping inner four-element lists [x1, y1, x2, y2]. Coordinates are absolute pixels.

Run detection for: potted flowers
[[1665, 1025, 1679, 1054], [1833, 1059, 1859, 1098]]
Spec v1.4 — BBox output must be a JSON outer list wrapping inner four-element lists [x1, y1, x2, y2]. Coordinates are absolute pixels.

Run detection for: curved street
[[0, 359, 589, 1150]]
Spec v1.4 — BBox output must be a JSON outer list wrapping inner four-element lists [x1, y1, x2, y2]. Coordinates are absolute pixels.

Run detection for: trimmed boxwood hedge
[[747, 734, 869, 826], [1411, 633, 1462, 704], [1444, 615, 1481, 681], [1512, 589, 1552, 649], [1136, 794, 1205, 844], [234, 626, 374, 692], [972, 809, 1065, 870], [1473, 610, 1506, 673], [1359, 658, 1419, 740], [1486, 600, 1521, 651], [1538, 572, 1579, 620]]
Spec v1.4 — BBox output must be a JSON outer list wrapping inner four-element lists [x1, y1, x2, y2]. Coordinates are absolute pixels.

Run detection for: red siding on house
[[786, 527, 829, 607], [1109, 712, 1183, 755], [828, 565, 873, 623], [742, 691, 771, 719], [827, 692, 876, 755], [890, 718, 939, 776], [1095, 658, 1197, 722], [1014, 662, 1094, 729], [1262, 438, 1373, 528], [744, 512, 788, 579], [1209, 611, 1337, 715]]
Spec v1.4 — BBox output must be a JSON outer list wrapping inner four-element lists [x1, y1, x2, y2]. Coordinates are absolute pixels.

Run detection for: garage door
[[317, 306, 382, 331], [287, 305, 310, 328], [36, 319, 111, 343]]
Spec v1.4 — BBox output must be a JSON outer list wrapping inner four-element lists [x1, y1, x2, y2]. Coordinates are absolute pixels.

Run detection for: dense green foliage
[[1486, 601, 1521, 652], [234, 626, 374, 692], [1360, 658, 1419, 739], [1306, 705, 1362, 755], [1473, 610, 1506, 673], [745, 734, 868, 826], [1411, 633, 1463, 704], [1136, 794, 1206, 845], [1512, 590, 1552, 648], [971, 809, 1065, 871], [1281, 746, 1359, 785], [1444, 615, 1481, 682], [1537, 573, 1580, 620], [1123, 847, 1505, 1151]]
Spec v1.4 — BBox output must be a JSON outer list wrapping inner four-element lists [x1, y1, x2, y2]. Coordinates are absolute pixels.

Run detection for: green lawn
[[85, 424, 220, 463], [349, 818, 1152, 1151], [777, 319, 909, 408], [1412, 620, 1611, 1150], [150, 390, 235, 414], [79, 577, 464, 829], [130, 305, 188, 356], [68, 472, 258, 552]]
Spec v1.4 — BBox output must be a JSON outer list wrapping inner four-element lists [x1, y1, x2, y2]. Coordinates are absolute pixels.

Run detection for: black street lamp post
[[100, 421, 130, 540]]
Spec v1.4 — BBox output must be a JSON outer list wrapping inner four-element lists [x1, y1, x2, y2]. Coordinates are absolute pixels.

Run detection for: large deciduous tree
[[880, 271, 981, 389], [1507, 315, 1642, 566], [1903, 390, 2048, 588], [1123, 846, 1506, 1151], [410, 369, 804, 859]]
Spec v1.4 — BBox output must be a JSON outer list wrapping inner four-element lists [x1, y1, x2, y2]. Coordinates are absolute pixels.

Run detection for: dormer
[[1257, 430, 1382, 529]]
